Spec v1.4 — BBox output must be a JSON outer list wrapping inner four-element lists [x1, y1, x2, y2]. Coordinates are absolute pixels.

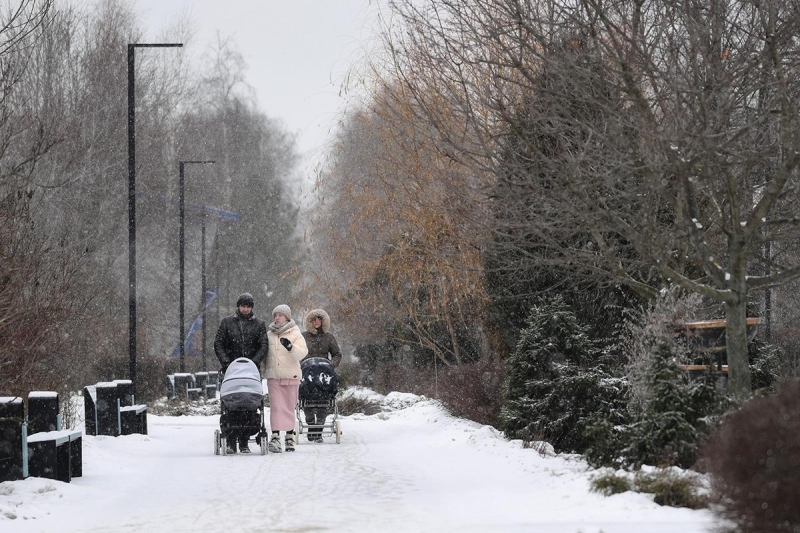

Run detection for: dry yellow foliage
[[305, 78, 492, 365]]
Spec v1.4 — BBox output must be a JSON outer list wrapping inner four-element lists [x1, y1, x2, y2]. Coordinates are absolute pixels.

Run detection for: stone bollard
[[95, 382, 120, 437], [207, 371, 220, 399], [195, 371, 209, 390], [195, 372, 217, 399], [204, 383, 218, 400], [0, 396, 27, 481], [120, 405, 148, 435], [83, 386, 97, 436], [113, 380, 134, 407], [172, 373, 194, 399], [28, 391, 60, 434], [165, 374, 176, 399]]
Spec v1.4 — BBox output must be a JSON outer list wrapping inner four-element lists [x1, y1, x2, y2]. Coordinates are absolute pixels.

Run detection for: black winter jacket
[[214, 311, 268, 370]]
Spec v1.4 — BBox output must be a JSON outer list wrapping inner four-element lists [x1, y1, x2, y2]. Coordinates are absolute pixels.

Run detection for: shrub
[[590, 470, 633, 496], [336, 395, 383, 416], [634, 469, 708, 509], [590, 468, 709, 509], [584, 415, 628, 468], [437, 359, 505, 427], [370, 361, 436, 397], [702, 379, 800, 533]]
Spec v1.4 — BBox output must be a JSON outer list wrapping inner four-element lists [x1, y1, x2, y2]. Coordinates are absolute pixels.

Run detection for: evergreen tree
[[587, 342, 728, 469], [622, 343, 699, 468], [748, 338, 785, 392], [500, 296, 628, 453], [484, 33, 647, 356]]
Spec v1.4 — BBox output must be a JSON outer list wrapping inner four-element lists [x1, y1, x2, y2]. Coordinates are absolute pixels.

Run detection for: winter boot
[[268, 433, 282, 453], [285, 432, 296, 452], [239, 438, 250, 454]]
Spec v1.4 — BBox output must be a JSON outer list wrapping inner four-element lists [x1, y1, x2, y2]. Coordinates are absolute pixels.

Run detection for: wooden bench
[[27, 429, 83, 482], [677, 318, 762, 371], [678, 364, 728, 372]]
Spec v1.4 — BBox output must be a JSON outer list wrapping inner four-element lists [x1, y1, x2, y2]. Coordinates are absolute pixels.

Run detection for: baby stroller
[[295, 357, 342, 444], [214, 357, 269, 455]]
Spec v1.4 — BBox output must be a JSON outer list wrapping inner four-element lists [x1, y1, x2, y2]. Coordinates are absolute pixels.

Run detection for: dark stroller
[[295, 357, 342, 444], [214, 357, 268, 455]]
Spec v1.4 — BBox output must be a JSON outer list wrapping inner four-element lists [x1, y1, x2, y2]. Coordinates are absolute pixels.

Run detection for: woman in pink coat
[[264, 304, 308, 452]]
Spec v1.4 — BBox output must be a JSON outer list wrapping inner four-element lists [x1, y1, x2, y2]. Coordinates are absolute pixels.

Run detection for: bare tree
[[382, 0, 800, 397], [0, 0, 53, 59], [159, 35, 306, 364], [309, 80, 492, 366], [0, 1, 81, 394]]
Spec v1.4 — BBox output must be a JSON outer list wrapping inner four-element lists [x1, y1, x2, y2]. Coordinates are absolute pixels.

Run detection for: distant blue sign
[[137, 193, 241, 222], [171, 288, 218, 357]]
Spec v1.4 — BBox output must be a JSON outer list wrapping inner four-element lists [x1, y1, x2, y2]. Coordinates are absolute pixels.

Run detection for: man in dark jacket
[[214, 292, 268, 371], [301, 308, 342, 443], [214, 293, 267, 453]]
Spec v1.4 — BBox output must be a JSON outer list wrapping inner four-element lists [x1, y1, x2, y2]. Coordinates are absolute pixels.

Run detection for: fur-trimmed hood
[[304, 308, 331, 334]]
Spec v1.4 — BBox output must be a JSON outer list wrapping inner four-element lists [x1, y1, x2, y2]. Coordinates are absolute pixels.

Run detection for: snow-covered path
[[1, 392, 714, 533]]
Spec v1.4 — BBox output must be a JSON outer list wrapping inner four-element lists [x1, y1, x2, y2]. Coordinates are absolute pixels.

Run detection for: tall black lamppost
[[201, 212, 208, 372], [128, 42, 182, 397], [179, 161, 214, 373]]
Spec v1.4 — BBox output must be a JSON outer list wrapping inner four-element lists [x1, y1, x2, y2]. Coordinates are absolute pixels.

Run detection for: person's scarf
[[269, 318, 296, 335]]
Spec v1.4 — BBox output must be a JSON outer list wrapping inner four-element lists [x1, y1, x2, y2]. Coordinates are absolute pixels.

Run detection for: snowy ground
[[1, 388, 714, 533]]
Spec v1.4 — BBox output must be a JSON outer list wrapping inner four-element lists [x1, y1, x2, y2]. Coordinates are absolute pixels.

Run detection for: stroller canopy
[[220, 358, 263, 410], [300, 357, 339, 401]]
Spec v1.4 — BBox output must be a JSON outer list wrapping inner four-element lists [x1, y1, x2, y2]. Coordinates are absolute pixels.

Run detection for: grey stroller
[[214, 357, 268, 455]]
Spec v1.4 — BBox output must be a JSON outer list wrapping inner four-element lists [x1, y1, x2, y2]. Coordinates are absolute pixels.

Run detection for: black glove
[[280, 337, 293, 351]]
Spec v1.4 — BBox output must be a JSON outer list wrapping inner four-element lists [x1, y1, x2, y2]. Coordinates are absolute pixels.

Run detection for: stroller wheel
[[214, 430, 221, 455], [335, 421, 342, 444], [260, 435, 268, 455]]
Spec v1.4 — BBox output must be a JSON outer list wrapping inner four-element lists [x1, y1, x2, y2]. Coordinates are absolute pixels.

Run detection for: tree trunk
[[444, 312, 463, 365], [724, 298, 752, 398]]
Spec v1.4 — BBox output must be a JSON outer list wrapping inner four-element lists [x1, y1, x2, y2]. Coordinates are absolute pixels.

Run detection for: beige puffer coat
[[264, 321, 308, 380]]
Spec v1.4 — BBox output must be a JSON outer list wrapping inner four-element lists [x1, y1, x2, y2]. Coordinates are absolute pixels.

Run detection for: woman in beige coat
[[264, 304, 308, 452]]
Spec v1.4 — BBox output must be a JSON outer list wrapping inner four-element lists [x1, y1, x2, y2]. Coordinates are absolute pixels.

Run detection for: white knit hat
[[272, 304, 292, 321]]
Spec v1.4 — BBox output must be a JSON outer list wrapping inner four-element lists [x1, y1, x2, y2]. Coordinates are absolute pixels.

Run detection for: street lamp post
[[179, 160, 214, 373], [128, 42, 182, 398], [201, 213, 207, 372]]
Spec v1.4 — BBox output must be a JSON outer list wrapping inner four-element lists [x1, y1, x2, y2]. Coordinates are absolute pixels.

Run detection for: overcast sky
[[132, 0, 385, 168]]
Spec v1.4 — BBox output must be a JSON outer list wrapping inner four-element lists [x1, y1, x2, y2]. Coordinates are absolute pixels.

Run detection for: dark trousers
[[303, 406, 330, 434]]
